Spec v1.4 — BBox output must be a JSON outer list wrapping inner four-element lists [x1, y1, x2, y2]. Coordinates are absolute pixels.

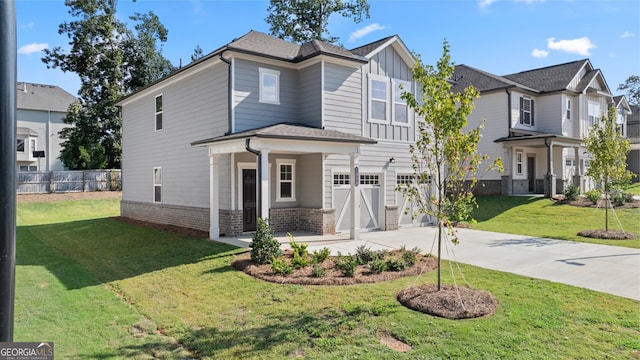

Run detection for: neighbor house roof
[[451, 64, 536, 93], [17, 82, 76, 112], [192, 123, 377, 146], [503, 59, 590, 93]]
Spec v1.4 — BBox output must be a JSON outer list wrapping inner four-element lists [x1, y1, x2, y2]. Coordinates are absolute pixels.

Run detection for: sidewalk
[[222, 226, 640, 301]]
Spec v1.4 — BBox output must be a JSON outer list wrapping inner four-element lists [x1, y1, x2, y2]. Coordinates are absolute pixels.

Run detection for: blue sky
[[17, 0, 639, 97]]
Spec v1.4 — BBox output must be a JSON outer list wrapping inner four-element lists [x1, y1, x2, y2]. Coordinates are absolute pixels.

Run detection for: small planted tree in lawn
[[396, 41, 502, 292], [584, 106, 633, 232]]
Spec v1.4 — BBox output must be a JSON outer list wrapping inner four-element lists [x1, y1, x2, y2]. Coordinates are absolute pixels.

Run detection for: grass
[[14, 198, 640, 359], [625, 182, 640, 196], [470, 196, 640, 248]]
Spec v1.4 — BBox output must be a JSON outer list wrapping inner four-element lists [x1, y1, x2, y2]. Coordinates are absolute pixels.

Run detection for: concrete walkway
[[220, 226, 640, 301]]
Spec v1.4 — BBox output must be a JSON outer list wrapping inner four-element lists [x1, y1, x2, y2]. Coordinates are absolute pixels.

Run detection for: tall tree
[[191, 45, 204, 62], [42, 0, 173, 169], [265, 0, 370, 43], [584, 106, 633, 231], [617, 75, 639, 105], [396, 42, 502, 291]]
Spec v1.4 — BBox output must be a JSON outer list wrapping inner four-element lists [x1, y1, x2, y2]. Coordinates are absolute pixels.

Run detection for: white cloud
[[546, 37, 596, 56], [532, 48, 549, 58], [349, 23, 386, 43], [18, 43, 48, 55], [20, 21, 34, 30], [479, 0, 543, 8], [620, 31, 634, 39]]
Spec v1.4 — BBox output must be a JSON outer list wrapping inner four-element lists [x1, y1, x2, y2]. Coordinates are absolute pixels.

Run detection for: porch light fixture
[[389, 157, 395, 164]]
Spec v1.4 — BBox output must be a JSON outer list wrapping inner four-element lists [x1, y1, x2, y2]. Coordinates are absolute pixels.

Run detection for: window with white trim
[[359, 174, 379, 185], [333, 173, 350, 186], [16, 138, 25, 152], [276, 159, 295, 201], [392, 79, 410, 125], [369, 76, 388, 122], [396, 174, 413, 185], [19, 165, 38, 172], [259, 68, 280, 104], [588, 101, 600, 128], [516, 151, 523, 175], [153, 167, 162, 203], [155, 94, 163, 131], [566, 99, 571, 120], [565, 159, 575, 167], [519, 97, 534, 126], [30, 139, 37, 154]]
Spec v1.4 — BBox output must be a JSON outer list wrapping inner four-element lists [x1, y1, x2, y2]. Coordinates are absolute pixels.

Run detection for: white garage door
[[395, 174, 434, 228], [333, 173, 381, 232]]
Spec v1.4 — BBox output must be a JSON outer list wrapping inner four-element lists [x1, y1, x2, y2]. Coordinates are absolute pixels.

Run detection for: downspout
[[506, 88, 512, 136], [219, 52, 232, 135], [245, 138, 262, 219]]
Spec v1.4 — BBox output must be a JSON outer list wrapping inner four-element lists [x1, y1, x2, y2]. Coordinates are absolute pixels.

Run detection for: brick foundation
[[120, 200, 209, 232], [268, 208, 336, 234], [385, 205, 399, 231]]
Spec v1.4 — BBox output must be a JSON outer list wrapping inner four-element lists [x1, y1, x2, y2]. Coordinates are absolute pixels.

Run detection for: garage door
[[333, 173, 380, 232], [395, 174, 434, 227]]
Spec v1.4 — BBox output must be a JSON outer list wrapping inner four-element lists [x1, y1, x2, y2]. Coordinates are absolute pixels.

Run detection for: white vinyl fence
[[16, 170, 121, 194]]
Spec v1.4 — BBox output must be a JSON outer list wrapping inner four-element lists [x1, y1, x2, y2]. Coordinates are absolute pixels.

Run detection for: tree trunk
[[437, 221, 442, 291]]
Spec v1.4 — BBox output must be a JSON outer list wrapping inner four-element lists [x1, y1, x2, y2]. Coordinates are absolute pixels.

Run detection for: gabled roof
[[191, 122, 377, 146], [451, 64, 536, 93], [350, 35, 395, 57], [503, 59, 590, 92], [17, 82, 76, 112], [612, 95, 632, 114]]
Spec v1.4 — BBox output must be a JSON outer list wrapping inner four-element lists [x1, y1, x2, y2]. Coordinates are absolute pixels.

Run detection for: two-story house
[[450, 59, 620, 197], [16, 82, 76, 172], [117, 30, 431, 240], [626, 104, 639, 181]]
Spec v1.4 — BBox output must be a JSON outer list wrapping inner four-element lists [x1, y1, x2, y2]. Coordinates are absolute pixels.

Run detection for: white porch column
[[259, 149, 270, 220], [350, 152, 360, 240], [209, 153, 220, 240]]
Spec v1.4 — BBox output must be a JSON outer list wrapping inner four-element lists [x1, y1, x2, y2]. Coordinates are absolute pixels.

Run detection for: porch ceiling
[[191, 123, 377, 155]]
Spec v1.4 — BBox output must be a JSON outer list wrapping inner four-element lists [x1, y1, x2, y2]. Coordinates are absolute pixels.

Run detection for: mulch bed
[[231, 251, 438, 286], [397, 284, 499, 320], [553, 197, 640, 209], [577, 229, 637, 240]]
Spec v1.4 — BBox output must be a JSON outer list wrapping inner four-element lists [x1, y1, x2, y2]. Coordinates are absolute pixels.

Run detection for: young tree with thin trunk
[[265, 0, 370, 43], [584, 106, 633, 231], [397, 41, 502, 291]]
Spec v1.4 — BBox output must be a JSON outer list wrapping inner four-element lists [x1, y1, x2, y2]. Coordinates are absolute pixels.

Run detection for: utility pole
[[0, 0, 17, 342]]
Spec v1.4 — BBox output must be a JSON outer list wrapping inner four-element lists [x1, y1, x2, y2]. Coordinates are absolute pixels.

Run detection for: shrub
[[368, 258, 387, 274], [563, 184, 580, 201], [291, 252, 310, 269], [385, 258, 407, 272], [401, 249, 417, 267], [311, 264, 327, 278], [354, 245, 378, 265], [288, 234, 308, 258], [249, 218, 281, 265], [334, 253, 358, 277], [312, 247, 331, 264], [270, 257, 293, 276], [585, 189, 601, 204], [611, 188, 628, 207]]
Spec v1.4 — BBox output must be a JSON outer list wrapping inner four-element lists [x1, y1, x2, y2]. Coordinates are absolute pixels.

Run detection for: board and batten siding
[[298, 63, 322, 128], [233, 59, 298, 132], [122, 63, 229, 208], [323, 63, 362, 135]]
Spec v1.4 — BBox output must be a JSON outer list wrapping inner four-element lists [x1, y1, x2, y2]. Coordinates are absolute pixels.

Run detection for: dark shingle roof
[[451, 64, 533, 93], [350, 35, 395, 57], [17, 82, 76, 112], [192, 123, 377, 146], [503, 59, 589, 92]]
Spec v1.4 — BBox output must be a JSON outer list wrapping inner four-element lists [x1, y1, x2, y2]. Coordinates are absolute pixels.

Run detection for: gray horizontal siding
[[299, 63, 322, 128], [323, 63, 362, 135]]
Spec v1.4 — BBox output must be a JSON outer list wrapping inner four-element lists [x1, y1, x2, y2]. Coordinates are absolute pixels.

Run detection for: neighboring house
[[117, 30, 432, 240], [16, 82, 76, 172], [450, 59, 619, 196], [626, 104, 640, 182]]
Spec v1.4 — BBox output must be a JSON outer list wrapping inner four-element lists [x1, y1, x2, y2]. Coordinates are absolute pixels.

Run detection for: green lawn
[[470, 196, 640, 248], [625, 182, 640, 196], [14, 198, 640, 359]]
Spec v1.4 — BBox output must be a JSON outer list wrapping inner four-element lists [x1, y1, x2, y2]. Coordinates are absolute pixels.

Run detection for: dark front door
[[242, 169, 257, 232], [527, 157, 535, 193]]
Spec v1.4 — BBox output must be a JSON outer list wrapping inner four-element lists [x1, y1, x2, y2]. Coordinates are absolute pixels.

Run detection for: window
[[359, 174, 379, 185], [369, 77, 388, 122], [333, 174, 350, 185], [259, 68, 280, 104], [392, 79, 410, 125], [19, 165, 38, 172], [565, 159, 575, 167], [396, 174, 413, 185], [276, 159, 295, 201], [519, 97, 534, 126], [153, 167, 162, 203], [588, 101, 600, 128], [516, 151, 523, 175], [16, 138, 25, 152], [155, 94, 163, 131], [30, 139, 37, 153], [566, 99, 571, 120]]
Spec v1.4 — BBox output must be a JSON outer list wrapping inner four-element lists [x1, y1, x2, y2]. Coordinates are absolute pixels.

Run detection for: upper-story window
[[16, 138, 25, 152], [616, 108, 626, 137], [519, 97, 534, 126], [155, 94, 163, 131], [566, 99, 571, 120], [369, 76, 388, 122], [276, 159, 295, 201], [259, 67, 280, 104], [392, 79, 411, 125], [588, 101, 600, 128]]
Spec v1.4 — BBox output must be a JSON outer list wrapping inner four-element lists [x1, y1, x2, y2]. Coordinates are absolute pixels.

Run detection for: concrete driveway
[[223, 226, 640, 301]]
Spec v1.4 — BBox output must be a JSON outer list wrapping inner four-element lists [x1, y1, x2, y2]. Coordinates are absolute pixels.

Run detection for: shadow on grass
[[17, 218, 240, 290], [473, 196, 546, 222]]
